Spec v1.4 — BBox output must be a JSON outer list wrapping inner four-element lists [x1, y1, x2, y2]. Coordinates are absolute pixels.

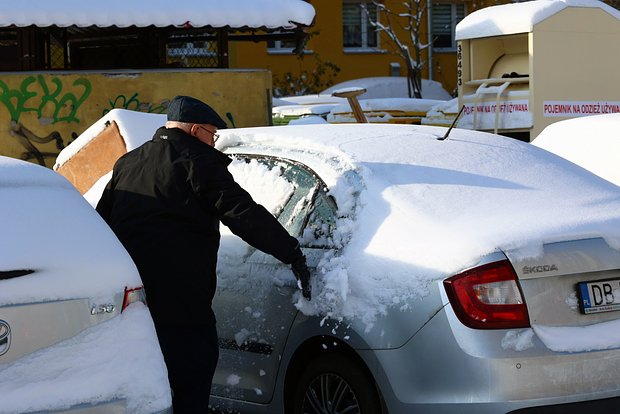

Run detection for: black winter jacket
[[97, 127, 301, 326]]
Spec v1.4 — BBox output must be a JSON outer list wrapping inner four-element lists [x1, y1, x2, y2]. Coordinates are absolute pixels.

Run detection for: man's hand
[[291, 255, 312, 300]]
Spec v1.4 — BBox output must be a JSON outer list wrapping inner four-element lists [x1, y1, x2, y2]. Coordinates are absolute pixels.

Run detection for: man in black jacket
[[96, 95, 311, 413]]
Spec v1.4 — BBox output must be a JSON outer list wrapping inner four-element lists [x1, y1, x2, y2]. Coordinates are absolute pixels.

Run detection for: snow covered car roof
[[55, 110, 620, 325], [1, 154, 75, 189], [533, 113, 620, 186], [219, 123, 620, 275], [0, 0, 315, 29]]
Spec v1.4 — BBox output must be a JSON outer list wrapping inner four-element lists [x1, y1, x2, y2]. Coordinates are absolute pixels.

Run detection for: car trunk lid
[[0, 293, 123, 365], [507, 237, 620, 327]]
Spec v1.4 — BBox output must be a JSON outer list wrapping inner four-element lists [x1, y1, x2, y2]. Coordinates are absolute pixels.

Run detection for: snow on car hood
[[219, 124, 620, 326]]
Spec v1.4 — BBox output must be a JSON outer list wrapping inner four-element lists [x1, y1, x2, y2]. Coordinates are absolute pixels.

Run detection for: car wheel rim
[[302, 373, 360, 414]]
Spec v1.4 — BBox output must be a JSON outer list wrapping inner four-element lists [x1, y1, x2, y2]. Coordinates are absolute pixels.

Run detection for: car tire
[[291, 353, 381, 414]]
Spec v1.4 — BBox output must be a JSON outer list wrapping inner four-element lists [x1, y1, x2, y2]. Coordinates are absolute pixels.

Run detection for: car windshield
[[228, 154, 334, 239]]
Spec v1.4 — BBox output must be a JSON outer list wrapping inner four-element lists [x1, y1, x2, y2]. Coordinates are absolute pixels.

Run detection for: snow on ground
[[533, 113, 620, 186], [0, 0, 315, 29], [456, 0, 620, 40]]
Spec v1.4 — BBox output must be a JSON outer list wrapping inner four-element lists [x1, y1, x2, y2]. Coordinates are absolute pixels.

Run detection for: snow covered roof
[[0, 0, 315, 29], [456, 0, 620, 40]]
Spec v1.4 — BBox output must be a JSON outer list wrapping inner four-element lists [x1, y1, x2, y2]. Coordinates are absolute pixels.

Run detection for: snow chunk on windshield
[[228, 157, 294, 215], [218, 157, 295, 258]]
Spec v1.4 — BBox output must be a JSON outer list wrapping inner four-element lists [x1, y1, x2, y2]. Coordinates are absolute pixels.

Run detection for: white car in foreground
[[56, 111, 620, 413], [0, 156, 172, 414], [533, 113, 620, 186]]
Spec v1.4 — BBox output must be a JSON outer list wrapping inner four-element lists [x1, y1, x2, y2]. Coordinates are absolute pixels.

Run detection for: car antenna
[[437, 105, 465, 141]]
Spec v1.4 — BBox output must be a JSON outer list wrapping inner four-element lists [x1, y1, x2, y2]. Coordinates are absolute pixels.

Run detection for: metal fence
[[0, 26, 225, 71]]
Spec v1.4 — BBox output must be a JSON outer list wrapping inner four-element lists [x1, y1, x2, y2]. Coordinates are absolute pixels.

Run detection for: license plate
[[577, 278, 620, 314]]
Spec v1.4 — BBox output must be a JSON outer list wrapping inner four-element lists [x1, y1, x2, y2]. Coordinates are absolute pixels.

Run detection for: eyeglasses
[[196, 125, 219, 143]]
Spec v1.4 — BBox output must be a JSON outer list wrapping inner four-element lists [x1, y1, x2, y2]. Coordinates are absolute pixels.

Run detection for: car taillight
[[122, 286, 147, 312], [443, 260, 530, 329]]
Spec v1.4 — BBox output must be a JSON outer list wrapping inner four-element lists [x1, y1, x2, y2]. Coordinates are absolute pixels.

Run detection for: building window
[[267, 33, 297, 54], [432, 3, 465, 51], [343, 0, 378, 49]]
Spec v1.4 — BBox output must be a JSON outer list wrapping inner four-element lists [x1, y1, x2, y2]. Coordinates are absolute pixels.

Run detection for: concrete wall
[[0, 69, 271, 168]]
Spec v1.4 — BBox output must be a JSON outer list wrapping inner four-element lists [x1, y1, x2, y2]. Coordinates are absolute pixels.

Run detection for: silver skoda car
[[57, 111, 620, 414], [208, 123, 620, 413]]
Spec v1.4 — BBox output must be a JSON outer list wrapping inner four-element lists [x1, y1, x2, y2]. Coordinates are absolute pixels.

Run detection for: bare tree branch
[[363, 0, 429, 98]]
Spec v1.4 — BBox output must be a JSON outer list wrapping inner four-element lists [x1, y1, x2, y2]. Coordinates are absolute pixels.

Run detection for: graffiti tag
[[0, 75, 91, 123], [103, 93, 168, 115]]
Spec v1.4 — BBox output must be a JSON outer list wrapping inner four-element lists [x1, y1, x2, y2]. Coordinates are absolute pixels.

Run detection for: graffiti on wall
[[103, 93, 169, 116], [103, 93, 239, 128], [0, 75, 91, 165], [0, 70, 269, 168]]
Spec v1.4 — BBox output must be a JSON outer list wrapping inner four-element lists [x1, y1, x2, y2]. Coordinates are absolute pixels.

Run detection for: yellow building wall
[[230, 0, 439, 92], [0, 69, 271, 168], [231, 0, 618, 97]]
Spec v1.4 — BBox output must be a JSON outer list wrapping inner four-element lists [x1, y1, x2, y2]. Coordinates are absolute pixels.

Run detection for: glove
[[291, 255, 312, 300]]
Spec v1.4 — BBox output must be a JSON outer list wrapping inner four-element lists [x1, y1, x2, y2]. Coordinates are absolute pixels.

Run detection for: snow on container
[[456, 0, 620, 141]]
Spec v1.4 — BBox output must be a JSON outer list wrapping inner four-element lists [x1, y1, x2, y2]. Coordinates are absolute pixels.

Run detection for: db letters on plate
[[577, 278, 620, 314]]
